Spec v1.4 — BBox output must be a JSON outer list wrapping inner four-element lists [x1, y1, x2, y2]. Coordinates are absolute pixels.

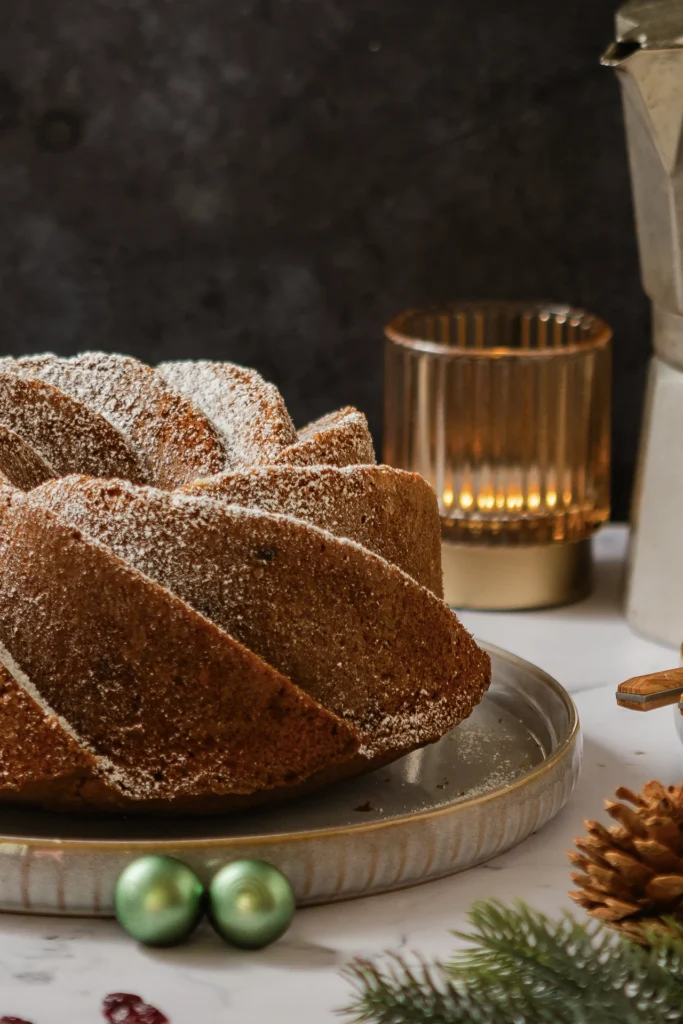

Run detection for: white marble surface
[[1, 526, 681, 1023]]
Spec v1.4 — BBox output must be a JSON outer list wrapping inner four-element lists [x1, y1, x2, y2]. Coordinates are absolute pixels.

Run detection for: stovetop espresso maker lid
[[616, 0, 683, 49]]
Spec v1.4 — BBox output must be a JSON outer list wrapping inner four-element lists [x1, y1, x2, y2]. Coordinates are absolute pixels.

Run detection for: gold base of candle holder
[[442, 537, 593, 611]]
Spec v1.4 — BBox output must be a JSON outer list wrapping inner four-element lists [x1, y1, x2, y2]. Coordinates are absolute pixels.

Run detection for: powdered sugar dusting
[[0, 622, 161, 800], [11, 353, 228, 488], [184, 463, 443, 595], [0, 424, 55, 490], [0, 640, 87, 752], [0, 488, 358, 804], [158, 359, 297, 468], [276, 406, 376, 467], [0, 352, 490, 812], [0, 637, 132, 798], [31, 476, 488, 764], [0, 370, 144, 482]]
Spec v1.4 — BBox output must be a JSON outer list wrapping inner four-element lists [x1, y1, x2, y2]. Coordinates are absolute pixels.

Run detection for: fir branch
[[342, 955, 549, 1024], [449, 901, 683, 1024], [646, 918, 683, 982], [340, 901, 683, 1024]]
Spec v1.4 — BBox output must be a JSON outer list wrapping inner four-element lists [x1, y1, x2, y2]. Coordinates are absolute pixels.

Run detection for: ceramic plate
[[0, 642, 581, 915]]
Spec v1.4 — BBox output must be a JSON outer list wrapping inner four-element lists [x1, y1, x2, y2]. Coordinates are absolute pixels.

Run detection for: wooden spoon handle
[[617, 667, 683, 712]]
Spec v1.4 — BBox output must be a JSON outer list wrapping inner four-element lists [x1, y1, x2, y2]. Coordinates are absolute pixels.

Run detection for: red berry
[[102, 993, 169, 1024], [0, 1018, 34, 1023]]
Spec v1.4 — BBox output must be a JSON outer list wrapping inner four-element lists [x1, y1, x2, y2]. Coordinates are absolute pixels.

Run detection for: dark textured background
[[0, 0, 647, 517]]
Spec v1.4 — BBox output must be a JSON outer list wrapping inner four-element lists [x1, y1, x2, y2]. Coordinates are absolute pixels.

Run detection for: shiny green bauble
[[209, 859, 295, 949], [115, 855, 205, 947]]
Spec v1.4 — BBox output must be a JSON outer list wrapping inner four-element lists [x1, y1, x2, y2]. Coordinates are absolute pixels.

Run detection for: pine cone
[[568, 780, 683, 944]]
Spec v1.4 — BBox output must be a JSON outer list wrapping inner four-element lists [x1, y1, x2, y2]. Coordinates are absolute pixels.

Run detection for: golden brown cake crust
[[0, 662, 117, 808], [0, 425, 54, 490], [30, 476, 487, 762], [157, 360, 298, 467], [10, 353, 227, 488], [184, 464, 444, 596], [276, 407, 376, 467], [0, 641, 422, 813], [0, 489, 359, 806], [0, 371, 144, 482], [0, 352, 491, 815], [0, 651, 383, 815]]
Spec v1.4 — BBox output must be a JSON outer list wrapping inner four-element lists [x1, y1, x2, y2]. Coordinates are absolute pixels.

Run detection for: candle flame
[[442, 483, 569, 519]]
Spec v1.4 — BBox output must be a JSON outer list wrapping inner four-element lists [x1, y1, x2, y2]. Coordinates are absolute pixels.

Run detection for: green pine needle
[[341, 901, 683, 1024], [343, 955, 533, 1024]]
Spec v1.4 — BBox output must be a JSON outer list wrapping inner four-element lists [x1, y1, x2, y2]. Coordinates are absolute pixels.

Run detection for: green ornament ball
[[209, 859, 295, 949], [115, 855, 205, 947]]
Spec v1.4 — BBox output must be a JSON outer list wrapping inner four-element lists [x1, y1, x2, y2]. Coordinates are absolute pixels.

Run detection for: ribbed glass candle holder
[[384, 302, 612, 607]]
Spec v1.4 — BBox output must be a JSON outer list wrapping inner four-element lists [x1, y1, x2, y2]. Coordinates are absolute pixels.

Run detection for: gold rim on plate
[[0, 642, 581, 914]]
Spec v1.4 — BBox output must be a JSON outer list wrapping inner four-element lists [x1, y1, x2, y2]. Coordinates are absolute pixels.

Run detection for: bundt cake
[[0, 353, 491, 813]]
